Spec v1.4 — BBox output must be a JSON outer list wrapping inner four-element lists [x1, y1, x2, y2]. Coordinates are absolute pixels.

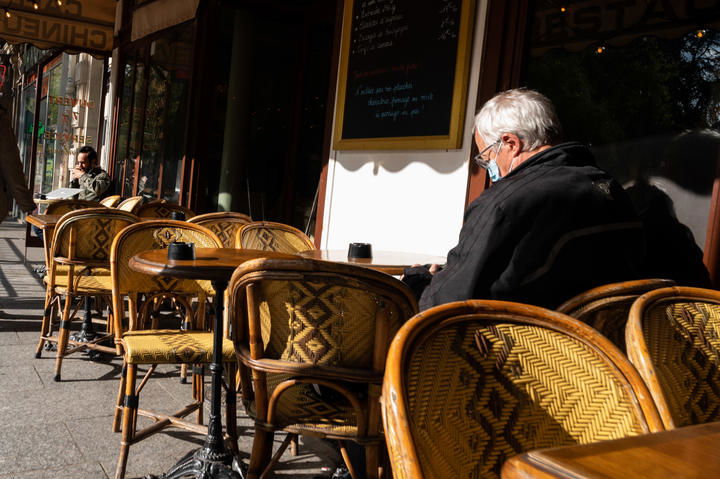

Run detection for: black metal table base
[[69, 296, 104, 358], [145, 447, 245, 479], [70, 296, 97, 342], [148, 279, 245, 479]]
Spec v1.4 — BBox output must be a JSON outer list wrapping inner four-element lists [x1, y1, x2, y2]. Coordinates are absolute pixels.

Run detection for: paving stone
[[0, 462, 109, 479], [0, 363, 43, 392], [0, 423, 85, 476]]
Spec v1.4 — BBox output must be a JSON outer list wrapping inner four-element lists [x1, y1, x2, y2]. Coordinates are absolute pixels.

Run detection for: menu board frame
[[333, 0, 476, 150]]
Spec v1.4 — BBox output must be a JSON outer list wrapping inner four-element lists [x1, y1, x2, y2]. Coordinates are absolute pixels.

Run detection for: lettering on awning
[[0, 1, 115, 54]]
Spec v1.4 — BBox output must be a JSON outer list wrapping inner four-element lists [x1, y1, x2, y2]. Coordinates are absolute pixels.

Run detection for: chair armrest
[[235, 344, 382, 383]]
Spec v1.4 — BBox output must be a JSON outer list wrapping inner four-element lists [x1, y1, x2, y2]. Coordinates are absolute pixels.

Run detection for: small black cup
[[170, 211, 186, 221], [168, 241, 195, 260], [348, 242, 372, 259]]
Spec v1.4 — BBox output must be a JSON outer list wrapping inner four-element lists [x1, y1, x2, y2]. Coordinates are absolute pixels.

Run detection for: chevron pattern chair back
[[188, 211, 252, 248], [381, 300, 664, 479], [99, 195, 122, 207], [227, 257, 417, 479], [39, 199, 104, 270], [135, 201, 195, 219], [51, 208, 140, 266], [110, 220, 222, 336], [235, 220, 314, 253], [557, 279, 676, 353], [46, 198, 101, 215], [627, 286, 720, 429], [116, 196, 144, 213]]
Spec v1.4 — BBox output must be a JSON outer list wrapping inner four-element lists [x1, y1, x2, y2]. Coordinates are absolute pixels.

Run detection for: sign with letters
[[0, 0, 115, 54], [531, 0, 720, 55]]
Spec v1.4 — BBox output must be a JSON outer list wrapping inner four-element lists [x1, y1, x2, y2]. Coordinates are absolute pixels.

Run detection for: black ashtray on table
[[168, 241, 196, 260], [348, 242, 372, 259]]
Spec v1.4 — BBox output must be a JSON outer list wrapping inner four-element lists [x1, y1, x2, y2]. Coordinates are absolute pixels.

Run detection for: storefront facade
[[3, 0, 720, 283], [320, 0, 720, 282]]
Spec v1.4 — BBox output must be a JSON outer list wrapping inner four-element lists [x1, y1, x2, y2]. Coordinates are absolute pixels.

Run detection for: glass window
[[19, 80, 36, 184], [526, 2, 720, 250], [31, 53, 105, 195], [114, 22, 193, 201]]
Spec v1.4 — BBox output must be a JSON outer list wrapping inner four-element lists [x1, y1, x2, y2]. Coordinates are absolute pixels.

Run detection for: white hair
[[474, 88, 562, 151]]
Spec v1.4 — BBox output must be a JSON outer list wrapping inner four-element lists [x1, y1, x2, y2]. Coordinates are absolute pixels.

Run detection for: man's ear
[[500, 133, 523, 157]]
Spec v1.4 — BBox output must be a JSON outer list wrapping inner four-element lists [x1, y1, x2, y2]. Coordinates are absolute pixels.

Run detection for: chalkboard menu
[[333, 0, 475, 150]]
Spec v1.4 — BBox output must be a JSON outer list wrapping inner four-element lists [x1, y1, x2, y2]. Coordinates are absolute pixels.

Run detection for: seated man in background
[[412, 88, 647, 310], [70, 146, 110, 201]]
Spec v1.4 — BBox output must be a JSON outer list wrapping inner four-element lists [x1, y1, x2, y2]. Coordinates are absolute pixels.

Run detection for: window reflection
[[526, 11, 720, 250], [114, 22, 193, 202]]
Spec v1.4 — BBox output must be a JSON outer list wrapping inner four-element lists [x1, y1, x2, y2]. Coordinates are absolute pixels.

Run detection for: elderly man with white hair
[[413, 88, 646, 310]]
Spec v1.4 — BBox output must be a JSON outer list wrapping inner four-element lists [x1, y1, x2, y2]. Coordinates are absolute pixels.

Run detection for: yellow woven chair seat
[[246, 381, 360, 437], [45, 269, 113, 293], [45, 265, 111, 278], [121, 329, 235, 365]]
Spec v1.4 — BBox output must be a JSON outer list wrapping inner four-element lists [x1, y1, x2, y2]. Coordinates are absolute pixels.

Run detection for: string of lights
[[555, 3, 711, 55]]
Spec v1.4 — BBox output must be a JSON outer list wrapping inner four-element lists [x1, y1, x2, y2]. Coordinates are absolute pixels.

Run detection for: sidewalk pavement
[[0, 219, 338, 479]]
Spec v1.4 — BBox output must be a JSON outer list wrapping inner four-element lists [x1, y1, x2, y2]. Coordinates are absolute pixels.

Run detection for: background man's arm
[[0, 120, 35, 213]]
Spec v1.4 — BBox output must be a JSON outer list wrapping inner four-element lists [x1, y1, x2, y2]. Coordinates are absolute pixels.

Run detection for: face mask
[[487, 159, 502, 182]]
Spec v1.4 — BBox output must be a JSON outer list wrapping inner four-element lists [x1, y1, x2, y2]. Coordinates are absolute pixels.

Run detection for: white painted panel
[[320, 1, 488, 257]]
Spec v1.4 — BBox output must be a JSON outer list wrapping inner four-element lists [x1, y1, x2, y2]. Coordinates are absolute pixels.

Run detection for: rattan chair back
[[381, 300, 664, 479], [45, 199, 100, 215], [50, 208, 139, 274], [110, 220, 222, 336], [557, 279, 676, 353], [228, 257, 417, 478], [135, 201, 195, 219], [627, 286, 720, 429], [99, 195, 122, 207], [188, 211, 252, 248], [116, 196, 144, 213], [235, 220, 314, 253]]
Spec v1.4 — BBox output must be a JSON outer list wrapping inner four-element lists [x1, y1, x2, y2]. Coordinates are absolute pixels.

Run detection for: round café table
[[128, 247, 296, 479], [299, 249, 447, 275]]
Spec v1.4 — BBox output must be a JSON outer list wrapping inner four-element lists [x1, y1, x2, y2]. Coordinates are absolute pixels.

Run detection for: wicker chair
[[188, 211, 252, 248], [557, 279, 676, 353], [111, 220, 237, 479], [135, 201, 195, 219], [381, 300, 664, 479], [46, 198, 101, 215], [34, 208, 139, 381], [116, 196, 144, 214], [37, 199, 105, 270], [100, 195, 123, 207], [227, 257, 418, 479], [235, 220, 314, 253], [627, 286, 720, 429]]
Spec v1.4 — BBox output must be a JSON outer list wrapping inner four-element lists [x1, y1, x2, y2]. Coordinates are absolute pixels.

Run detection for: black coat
[[419, 142, 645, 310]]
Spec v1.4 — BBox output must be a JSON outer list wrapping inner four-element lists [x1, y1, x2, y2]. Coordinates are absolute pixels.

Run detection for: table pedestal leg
[[148, 280, 245, 479], [70, 296, 97, 342]]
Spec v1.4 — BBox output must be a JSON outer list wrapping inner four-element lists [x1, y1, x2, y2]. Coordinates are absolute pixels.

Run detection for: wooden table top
[[299, 249, 446, 275], [26, 214, 63, 229], [129, 248, 297, 281], [502, 421, 720, 479]]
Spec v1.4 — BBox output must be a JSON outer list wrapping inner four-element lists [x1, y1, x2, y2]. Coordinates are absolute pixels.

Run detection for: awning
[[0, 1, 116, 55], [131, 0, 198, 42]]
